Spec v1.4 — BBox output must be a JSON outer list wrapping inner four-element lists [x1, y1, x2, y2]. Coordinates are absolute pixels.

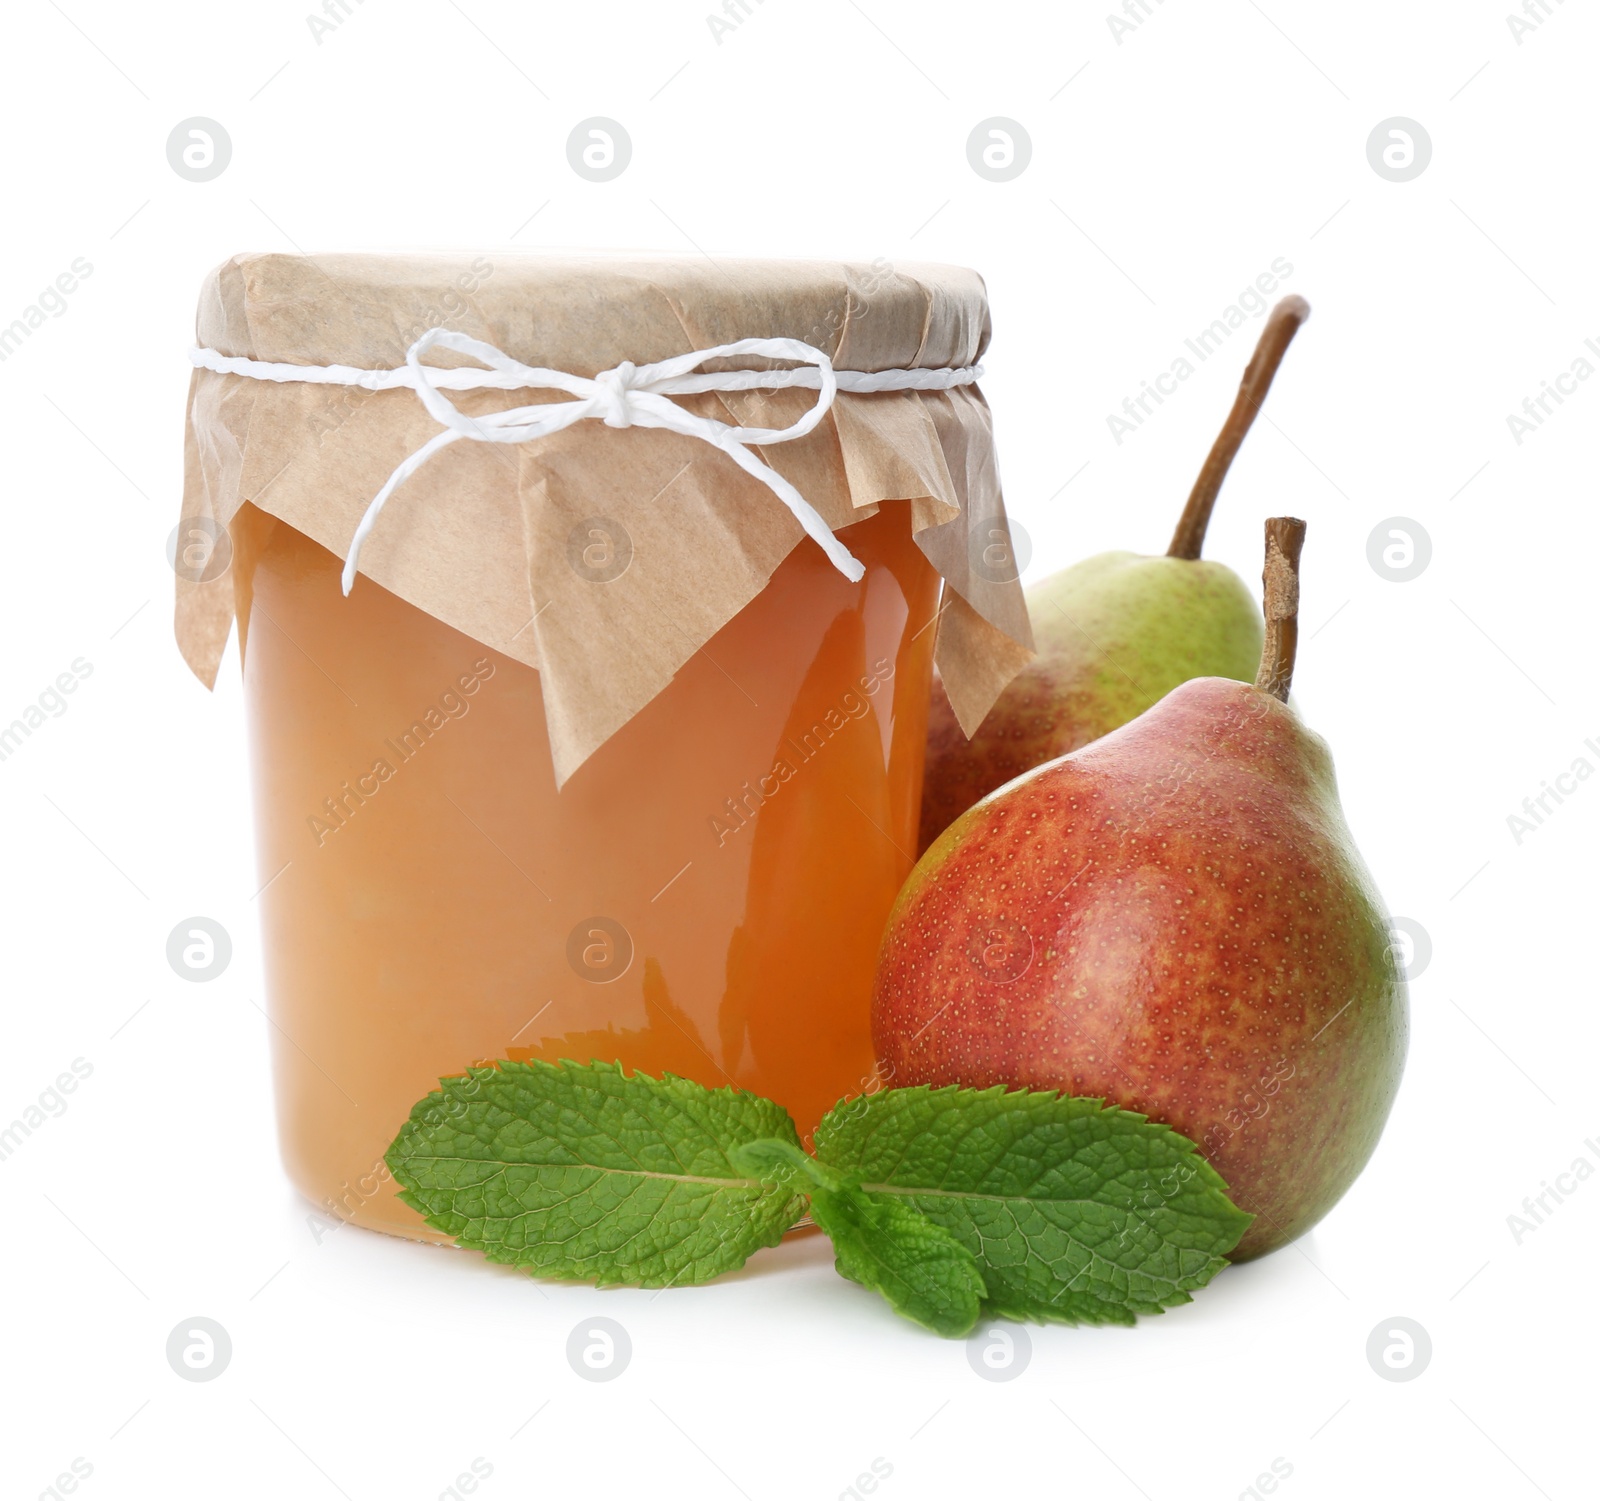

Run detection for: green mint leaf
[[814, 1086, 1252, 1326], [731, 1138, 986, 1336], [385, 1060, 806, 1288], [808, 1184, 987, 1338]]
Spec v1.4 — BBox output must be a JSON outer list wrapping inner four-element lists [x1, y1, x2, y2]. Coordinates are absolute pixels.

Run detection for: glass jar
[[178, 252, 1027, 1242], [239, 503, 939, 1239]]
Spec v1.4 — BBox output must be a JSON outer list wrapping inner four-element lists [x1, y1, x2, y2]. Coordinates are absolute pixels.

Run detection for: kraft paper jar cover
[[177, 252, 1034, 784]]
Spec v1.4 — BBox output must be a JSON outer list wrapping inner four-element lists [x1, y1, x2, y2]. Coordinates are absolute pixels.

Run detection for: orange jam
[[238, 504, 939, 1238]]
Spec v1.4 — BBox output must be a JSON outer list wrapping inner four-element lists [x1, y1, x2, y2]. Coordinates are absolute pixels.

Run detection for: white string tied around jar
[[189, 328, 985, 593]]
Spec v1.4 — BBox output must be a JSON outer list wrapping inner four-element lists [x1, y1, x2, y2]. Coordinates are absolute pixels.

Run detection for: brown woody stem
[[1255, 516, 1307, 702], [1167, 295, 1311, 561]]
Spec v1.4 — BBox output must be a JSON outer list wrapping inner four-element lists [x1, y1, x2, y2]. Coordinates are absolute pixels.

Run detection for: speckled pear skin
[[919, 551, 1264, 853], [877, 677, 1407, 1260]]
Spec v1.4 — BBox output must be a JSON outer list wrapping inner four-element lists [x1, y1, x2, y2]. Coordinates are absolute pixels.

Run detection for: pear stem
[[1255, 517, 1306, 702], [1167, 296, 1311, 561]]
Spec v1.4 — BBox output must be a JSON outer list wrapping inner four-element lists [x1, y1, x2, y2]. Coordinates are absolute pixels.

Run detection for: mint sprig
[[813, 1086, 1253, 1326], [385, 1061, 1250, 1336]]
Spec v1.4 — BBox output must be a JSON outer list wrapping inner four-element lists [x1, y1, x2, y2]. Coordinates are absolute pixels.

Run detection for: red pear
[[873, 519, 1405, 1258]]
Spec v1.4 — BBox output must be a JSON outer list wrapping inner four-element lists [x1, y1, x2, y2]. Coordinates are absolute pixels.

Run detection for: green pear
[[878, 519, 1406, 1259], [920, 296, 1310, 853]]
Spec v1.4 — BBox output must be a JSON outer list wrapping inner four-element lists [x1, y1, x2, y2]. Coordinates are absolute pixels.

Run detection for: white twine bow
[[189, 330, 984, 594]]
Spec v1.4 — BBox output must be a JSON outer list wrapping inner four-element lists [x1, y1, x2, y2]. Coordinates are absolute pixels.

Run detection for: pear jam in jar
[[177, 253, 1027, 1237]]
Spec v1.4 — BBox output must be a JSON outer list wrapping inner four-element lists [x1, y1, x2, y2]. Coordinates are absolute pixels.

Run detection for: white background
[[1, 2, 1593, 1498]]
